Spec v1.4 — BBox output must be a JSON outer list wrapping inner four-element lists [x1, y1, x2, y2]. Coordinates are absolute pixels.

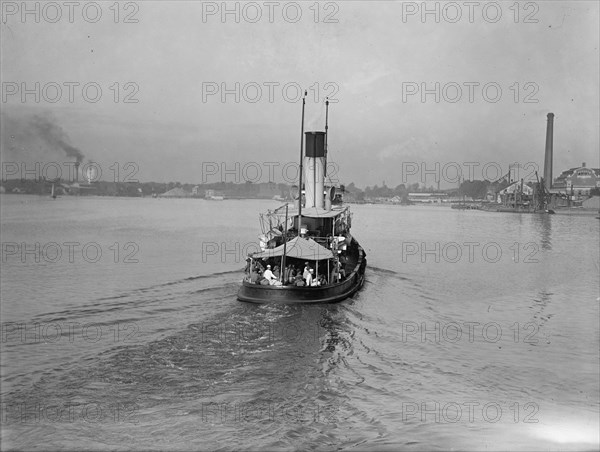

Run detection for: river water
[[1, 195, 598, 451]]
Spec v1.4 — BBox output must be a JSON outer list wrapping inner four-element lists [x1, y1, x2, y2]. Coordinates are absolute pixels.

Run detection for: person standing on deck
[[305, 268, 314, 286], [303, 262, 311, 280], [285, 265, 294, 284], [331, 264, 339, 283], [263, 265, 275, 284], [333, 260, 345, 281]]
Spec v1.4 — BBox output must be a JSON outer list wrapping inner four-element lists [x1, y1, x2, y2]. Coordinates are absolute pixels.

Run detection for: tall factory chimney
[[74, 161, 80, 183], [304, 131, 326, 209], [543, 113, 554, 190]]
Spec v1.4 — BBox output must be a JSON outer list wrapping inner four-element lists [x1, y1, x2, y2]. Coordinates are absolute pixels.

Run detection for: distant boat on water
[[204, 189, 224, 200]]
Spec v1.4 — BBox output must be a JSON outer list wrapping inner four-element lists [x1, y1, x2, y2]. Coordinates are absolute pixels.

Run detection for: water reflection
[[532, 213, 552, 251]]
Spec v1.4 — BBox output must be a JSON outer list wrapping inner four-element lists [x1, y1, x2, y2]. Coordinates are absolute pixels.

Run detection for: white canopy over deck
[[251, 236, 334, 261], [271, 204, 348, 219]]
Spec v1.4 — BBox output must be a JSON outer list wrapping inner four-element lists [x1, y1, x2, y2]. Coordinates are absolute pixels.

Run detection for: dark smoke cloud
[[29, 114, 84, 163], [1, 111, 85, 163]]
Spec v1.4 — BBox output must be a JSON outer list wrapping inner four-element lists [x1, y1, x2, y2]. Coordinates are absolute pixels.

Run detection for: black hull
[[237, 241, 366, 304]]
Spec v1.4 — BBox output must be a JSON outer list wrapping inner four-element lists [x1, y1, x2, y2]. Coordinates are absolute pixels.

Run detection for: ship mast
[[324, 98, 329, 180]]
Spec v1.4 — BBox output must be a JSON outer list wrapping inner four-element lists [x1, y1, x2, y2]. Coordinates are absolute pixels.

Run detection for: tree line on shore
[[5, 178, 580, 200]]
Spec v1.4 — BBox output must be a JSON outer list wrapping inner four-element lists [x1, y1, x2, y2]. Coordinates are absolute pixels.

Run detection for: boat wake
[[367, 265, 410, 280], [22, 270, 243, 325]]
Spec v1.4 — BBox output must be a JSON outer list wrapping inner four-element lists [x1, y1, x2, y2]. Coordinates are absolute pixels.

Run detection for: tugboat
[[237, 96, 366, 304]]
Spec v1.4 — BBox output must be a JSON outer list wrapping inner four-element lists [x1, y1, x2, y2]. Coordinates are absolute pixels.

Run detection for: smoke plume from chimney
[[29, 114, 84, 163]]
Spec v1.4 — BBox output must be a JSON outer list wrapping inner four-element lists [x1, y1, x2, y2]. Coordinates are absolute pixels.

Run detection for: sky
[[1, 0, 599, 188]]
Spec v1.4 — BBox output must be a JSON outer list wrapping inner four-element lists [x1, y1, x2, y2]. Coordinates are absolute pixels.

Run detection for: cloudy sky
[[2, 1, 598, 187]]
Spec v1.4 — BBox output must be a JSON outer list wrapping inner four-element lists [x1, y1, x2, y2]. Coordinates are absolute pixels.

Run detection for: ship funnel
[[543, 113, 554, 190], [74, 161, 80, 183], [304, 131, 326, 208]]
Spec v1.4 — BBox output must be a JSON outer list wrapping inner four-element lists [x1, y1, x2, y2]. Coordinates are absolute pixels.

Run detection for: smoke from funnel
[[1, 111, 85, 166], [29, 114, 84, 163]]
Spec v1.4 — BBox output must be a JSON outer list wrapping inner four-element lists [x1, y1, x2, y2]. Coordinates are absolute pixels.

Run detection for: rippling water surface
[[1, 195, 598, 451]]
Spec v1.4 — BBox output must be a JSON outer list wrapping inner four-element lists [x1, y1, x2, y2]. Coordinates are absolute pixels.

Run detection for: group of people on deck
[[245, 259, 346, 287]]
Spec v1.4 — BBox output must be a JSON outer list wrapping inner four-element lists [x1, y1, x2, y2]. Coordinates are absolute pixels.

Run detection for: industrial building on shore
[[552, 163, 600, 196]]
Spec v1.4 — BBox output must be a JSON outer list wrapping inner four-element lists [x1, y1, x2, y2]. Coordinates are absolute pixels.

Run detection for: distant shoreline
[[3, 192, 598, 216]]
